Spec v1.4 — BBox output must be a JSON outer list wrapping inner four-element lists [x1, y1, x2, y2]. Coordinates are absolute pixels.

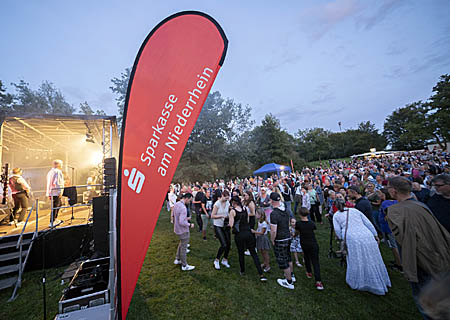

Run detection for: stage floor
[[0, 205, 91, 237]]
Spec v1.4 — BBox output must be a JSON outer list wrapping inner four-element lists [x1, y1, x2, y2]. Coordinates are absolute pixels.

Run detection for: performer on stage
[[46, 160, 64, 226], [8, 168, 31, 225]]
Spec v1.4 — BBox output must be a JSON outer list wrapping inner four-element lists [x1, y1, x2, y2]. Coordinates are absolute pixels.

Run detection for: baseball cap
[[269, 192, 281, 201]]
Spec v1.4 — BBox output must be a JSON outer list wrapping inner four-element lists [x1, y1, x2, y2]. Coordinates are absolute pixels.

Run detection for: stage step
[[0, 238, 32, 250], [0, 250, 29, 262], [0, 276, 17, 290], [0, 263, 22, 276]]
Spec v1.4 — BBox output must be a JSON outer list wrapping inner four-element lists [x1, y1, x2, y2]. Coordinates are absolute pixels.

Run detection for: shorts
[[385, 233, 398, 249], [273, 239, 292, 270]]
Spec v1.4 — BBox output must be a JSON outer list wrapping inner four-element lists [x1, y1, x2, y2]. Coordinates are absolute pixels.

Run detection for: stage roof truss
[[0, 114, 119, 159]]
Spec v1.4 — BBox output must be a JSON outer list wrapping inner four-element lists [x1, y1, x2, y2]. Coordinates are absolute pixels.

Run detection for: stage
[[0, 205, 91, 237]]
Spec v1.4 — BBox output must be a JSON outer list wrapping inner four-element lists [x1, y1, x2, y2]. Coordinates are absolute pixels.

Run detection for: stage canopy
[[0, 113, 119, 197], [253, 163, 291, 176]]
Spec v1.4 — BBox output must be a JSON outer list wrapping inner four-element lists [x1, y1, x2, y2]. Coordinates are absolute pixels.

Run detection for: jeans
[[284, 201, 293, 218], [175, 232, 190, 267], [214, 226, 231, 260], [195, 211, 203, 231], [51, 196, 62, 222], [234, 231, 263, 275], [12, 192, 29, 222]]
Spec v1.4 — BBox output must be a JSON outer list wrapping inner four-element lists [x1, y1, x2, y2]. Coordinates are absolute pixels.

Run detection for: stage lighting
[[86, 131, 95, 143]]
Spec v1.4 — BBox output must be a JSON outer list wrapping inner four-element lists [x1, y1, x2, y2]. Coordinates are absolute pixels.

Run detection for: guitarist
[[8, 168, 30, 225]]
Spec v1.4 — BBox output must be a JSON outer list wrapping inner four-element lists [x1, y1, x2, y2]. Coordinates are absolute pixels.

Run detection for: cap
[[269, 192, 281, 201]]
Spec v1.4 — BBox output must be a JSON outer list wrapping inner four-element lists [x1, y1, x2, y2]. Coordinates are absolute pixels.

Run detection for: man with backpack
[[8, 168, 31, 225]]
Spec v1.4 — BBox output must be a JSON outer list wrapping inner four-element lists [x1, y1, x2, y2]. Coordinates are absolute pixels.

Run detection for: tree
[[0, 80, 14, 114], [427, 74, 450, 149], [79, 101, 107, 116], [9, 80, 75, 115], [110, 68, 130, 125], [383, 102, 432, 150], [296, 128, 331, 161], [250, 114, 297, 167]]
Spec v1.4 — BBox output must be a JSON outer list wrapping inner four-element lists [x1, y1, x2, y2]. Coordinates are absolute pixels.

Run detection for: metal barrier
[[9, 199, 39, 301]]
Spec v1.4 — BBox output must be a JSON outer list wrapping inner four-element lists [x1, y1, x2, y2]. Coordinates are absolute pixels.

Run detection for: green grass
[[1, 209, 420, 319]]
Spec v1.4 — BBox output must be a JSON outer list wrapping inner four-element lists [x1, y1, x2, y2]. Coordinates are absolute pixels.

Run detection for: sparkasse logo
[[124, 168, 145, 194]]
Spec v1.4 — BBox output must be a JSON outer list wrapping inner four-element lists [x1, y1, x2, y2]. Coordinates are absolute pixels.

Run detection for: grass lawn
[[0, 208, 420, 319]]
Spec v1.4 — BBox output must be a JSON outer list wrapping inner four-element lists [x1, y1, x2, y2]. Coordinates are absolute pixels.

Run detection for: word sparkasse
[[139, 67, 213, 177]]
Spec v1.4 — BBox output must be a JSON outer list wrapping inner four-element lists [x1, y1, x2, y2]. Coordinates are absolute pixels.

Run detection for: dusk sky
[[1, 0, 449, 134]]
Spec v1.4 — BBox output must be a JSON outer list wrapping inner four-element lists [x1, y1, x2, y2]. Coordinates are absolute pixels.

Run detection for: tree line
[[1, 73, 448, 181]]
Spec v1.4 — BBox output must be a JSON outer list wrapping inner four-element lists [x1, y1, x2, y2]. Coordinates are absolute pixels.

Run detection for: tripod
[[327, 214, 337, 259]]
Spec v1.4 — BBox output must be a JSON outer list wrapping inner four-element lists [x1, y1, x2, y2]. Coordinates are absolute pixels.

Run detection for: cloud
[[300, 0, 406, 40], [385, 42, 406, 56], [301, 0, 362, 40], [311, 82, 336, 105], [263, 54, 302, 72], [358, 0, 405, 30]]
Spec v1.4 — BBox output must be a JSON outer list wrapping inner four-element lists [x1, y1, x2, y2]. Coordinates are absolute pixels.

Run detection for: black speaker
[[92, 196, 109, 257], [103, 157, 116, 188]]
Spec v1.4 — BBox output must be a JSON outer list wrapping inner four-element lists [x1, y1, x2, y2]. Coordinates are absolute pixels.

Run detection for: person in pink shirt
[[173, 193, 195, 271]]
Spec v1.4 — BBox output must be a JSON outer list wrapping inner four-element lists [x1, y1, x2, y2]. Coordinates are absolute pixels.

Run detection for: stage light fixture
[[86, 131, 95, 143]]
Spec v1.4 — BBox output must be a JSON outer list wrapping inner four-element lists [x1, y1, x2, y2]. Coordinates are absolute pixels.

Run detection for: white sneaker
[[277, 278, 294, 290], [186, 248, 190, 254], [174, 259, 181, 265], [182, 264, 195, 271], [291, 274, 296, 283], [187, 244, 190, 248], [214, 260, 221, 270], [244, 250, 251, 256], [221, 259, 230, 268]]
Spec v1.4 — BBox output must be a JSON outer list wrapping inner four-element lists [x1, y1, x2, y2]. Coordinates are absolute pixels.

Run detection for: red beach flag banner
[[117, 11, 228, 319]]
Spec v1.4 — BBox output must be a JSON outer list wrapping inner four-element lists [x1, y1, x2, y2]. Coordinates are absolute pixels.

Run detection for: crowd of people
[[168, 148, 450, 320]]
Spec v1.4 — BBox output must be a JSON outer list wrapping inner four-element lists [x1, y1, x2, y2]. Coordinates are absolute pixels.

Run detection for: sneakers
[[306, 272, 313, 279], [263, 266, 271, 273], [277, 278, 294, 290], [291, 274, 296, 283], [174, 259, 181, 265], [244, 250, 251, 256], [221, 259, 230, 268], [296, 261, 302, 267], [214, 260, 221, 270], [186, 248, 190, 254], [315, 281, 324, 290], [181, 264, 195, 271], [203, 237, 207, 241], [260, 276, 268, 282]]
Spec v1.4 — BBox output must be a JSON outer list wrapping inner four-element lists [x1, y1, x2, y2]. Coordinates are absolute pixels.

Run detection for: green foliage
[[383, 74, 450, 150], [383, 102, 432, 150], [427, 74, 450, 148], [174, 92, 254, 181], [0, 80, 14, 114], [0, 80, 75, 115], [79, 101, 106, 116], [109, 67, 131, 125], [296, 122, 386, 161]]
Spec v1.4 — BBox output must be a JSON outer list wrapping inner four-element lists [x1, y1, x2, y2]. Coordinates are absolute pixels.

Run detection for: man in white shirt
[[46, 159, 64, 226]]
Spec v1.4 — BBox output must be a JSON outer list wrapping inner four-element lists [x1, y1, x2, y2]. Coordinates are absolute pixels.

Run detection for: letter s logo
[[124, 168, 145, 194]]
